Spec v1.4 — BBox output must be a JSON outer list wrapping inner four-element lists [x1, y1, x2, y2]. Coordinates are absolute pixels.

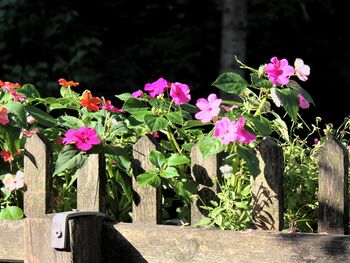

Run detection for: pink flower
[[0, 107, 10, 125], [298, 93, 310, 109], [214, 117, 256, 144], [131, 90, 143, 98], [26, 115, 36, 124], [313, 138, 319, 145], [346, 146, 350, 151], [222, 105, 238, 112], [144, 77, 168, 98], [2, 171, 24, 192], [263, 57, 294, 85], [100, 97, 123, 112], [170, 82, 191, 105], [294, 58, 310, 82], [22, 128, 40, 138], [195, 94, 222, 123], [63, 127, 100, 151]]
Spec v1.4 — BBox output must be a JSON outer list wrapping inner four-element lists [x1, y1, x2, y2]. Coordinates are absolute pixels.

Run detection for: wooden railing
[[0, 134, 349, 262]]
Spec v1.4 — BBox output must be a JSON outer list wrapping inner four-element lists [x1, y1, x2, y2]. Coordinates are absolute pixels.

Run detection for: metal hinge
[[51, 210, 109, 250]]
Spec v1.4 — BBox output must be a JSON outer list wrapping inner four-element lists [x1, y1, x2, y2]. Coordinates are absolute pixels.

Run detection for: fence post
[[24, 133, 53, 217], [132, 135, 162, 224], [251, 136, 284, 231], [318, 137, 349, 234], [77, 153, 106, 212], [190, 142, 220, 224]]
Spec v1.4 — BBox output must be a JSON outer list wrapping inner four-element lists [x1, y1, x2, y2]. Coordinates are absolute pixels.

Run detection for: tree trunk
[[219, 0, 247, 75]]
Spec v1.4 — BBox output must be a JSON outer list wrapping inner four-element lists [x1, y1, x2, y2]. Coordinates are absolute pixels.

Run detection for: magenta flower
[[214, 117, 256, 144], [144, 77, 168, 98], [298, 93, 310, 109], [131, 90, 143, 98], [63, 127, 100, 151], [294, 58, 310, 82], [195, 94, 222, 123], [263, 57, 294, 85], [170, 82, 191, 105]]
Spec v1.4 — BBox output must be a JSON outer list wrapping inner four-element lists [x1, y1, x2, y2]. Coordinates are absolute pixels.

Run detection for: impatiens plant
[[1, 55, 348, 234]]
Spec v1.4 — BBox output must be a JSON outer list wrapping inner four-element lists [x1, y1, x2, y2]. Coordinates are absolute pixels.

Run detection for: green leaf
[[25, 105, 57, 127], [0, 206, 24, 220], [174, 181, 197, 204], [123, 98, 148, 113], [54, 145, 87, 175], [275, 88, 299, 122], [167, 153, 190, 166], [160, 167, 178, 178], [57, 115, 85, 129], [199, 136, 223, 158], [137, 168, 161, 187], [6, 101, 27, 128], [212, 72, 248, 94], [144, 114, 168, 132], [193, 217, 212, 227], [237, 146, 260, 178], [115, 93, 131, 102], [149, 150, 166, 168], [166, 112, 183, 125], [248, 115, 271, 137], [271, 113, 289, 142], [287, 80, 315, 104], [17, 84, 41, 98], [0, 187, 11, 199]]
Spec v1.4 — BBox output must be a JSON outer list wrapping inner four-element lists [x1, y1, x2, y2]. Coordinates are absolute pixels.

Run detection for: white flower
[[220, 165, 233, 178]]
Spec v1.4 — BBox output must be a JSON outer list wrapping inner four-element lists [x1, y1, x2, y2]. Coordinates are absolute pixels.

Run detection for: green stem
[[166, 127, 182, 154], [254, 96, 267, 117]]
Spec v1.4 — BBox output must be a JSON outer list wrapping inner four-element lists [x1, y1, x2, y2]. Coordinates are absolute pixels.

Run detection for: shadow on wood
[[102, 223, 147, 263]]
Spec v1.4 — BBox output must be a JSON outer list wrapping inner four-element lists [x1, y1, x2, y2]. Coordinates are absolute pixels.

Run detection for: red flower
[[0, 149, 21, 163], [58, 78, 79, 87], [80, 90, 100, 112]]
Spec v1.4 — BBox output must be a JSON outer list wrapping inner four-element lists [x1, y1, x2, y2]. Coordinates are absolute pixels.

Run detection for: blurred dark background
[[0, 0, 348, 127]]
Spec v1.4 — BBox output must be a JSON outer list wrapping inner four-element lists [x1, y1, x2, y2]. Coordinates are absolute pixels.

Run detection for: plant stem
[[254, 96, 267, 117]]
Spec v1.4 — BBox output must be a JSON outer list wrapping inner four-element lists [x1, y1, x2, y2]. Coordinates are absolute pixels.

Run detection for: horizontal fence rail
[[0, 134, 349, 262]]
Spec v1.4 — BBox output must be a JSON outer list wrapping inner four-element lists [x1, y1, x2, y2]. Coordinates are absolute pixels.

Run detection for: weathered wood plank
[[252, 136, 284, 231], [318, 137, 349, 234], [132, 135, 161, 224], [190, 142, 220, 224], [105, 222, 350, 263], [77, 154, 106, 212], [0, 220, 24, 261], [24, 133, 53, 217], [24, 214, 102, 263]]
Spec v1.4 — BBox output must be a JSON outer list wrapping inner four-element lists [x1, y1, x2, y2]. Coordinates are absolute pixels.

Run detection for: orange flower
[[58, 78, 79, 87], [0, 107, 10, 125], [80, 90, 100, 112], [0, 80, 20, 88]]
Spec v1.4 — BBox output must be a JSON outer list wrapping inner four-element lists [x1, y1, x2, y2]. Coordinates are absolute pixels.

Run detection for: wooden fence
[[0, 134, 350, 262]]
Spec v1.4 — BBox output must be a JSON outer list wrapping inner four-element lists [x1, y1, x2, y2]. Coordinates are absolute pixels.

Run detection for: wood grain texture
[[252, 137, 284, 231], [190, 143, 220, 224], [318, 137, 349, 234], [0, 220, 24, 261], [24, 215, 102, 263], [77, 153, 106, 212], [24, 134, 53, 217], [132, 135, 161, 224], [107, 222, 350, 263]]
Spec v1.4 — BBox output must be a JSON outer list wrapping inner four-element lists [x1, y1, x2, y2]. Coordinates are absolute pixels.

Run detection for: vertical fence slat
[[190, 142, 220, 224], [318, 137, 349, 235], [77, 153, 106, 212], [132, 135, 162, 224], [24, 133, 52, 217], [252, 136, 284, 231]]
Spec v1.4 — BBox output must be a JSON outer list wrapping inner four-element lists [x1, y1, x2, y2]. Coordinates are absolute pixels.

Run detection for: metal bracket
[[51, 210, 107, 250]]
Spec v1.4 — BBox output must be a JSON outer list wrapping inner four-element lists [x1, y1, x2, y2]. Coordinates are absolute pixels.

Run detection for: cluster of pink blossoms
[[195, 93, 255, 145], [263, 57, 311, 109], [131, 77, 191, 105]]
